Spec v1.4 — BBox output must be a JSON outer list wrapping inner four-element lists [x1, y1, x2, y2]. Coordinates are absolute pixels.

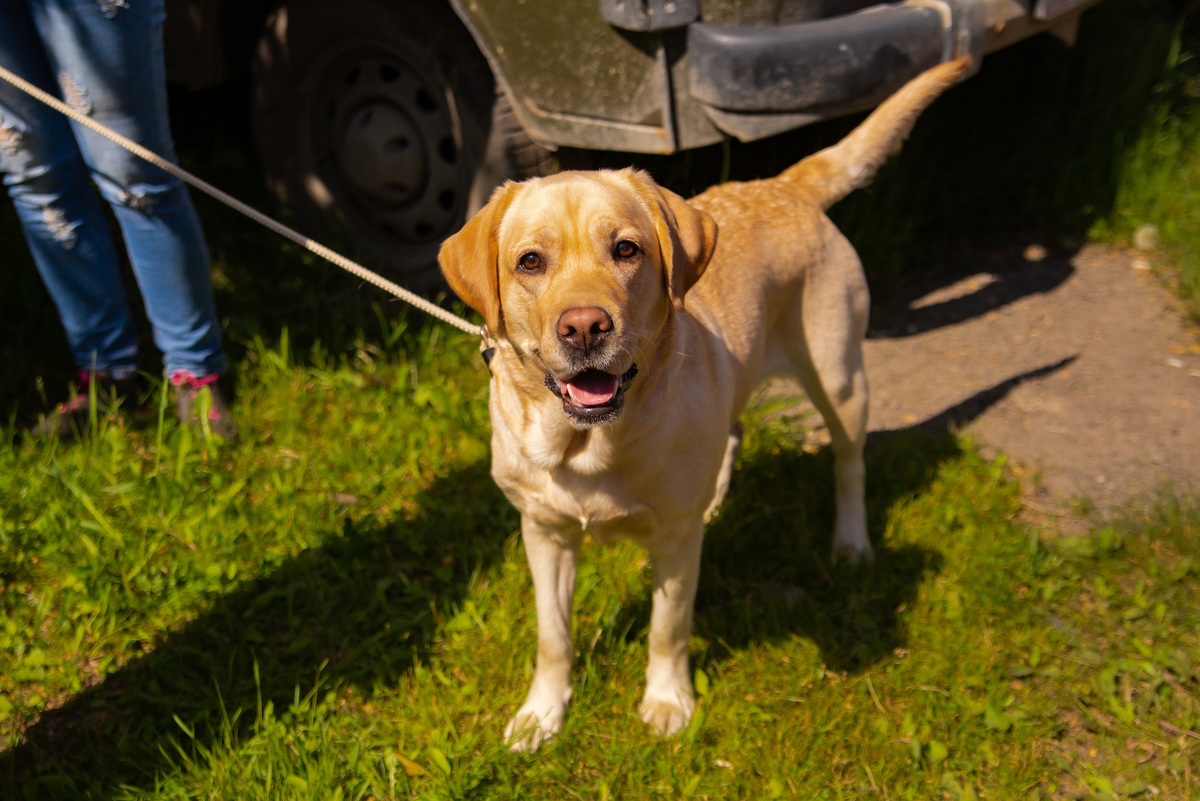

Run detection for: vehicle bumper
[[687, 0, 986, 142]]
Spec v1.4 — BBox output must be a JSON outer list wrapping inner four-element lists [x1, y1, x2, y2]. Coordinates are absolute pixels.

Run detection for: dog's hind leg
[[781, 235, 873, 562], [704, 421, 743, 522], [806, 361, 870, 563], [505, 517, 582, 751]]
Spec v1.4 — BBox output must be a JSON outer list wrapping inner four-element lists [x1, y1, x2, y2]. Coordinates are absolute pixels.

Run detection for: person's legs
[[29, 0, 226, 378], [0, 0, 139, 378]]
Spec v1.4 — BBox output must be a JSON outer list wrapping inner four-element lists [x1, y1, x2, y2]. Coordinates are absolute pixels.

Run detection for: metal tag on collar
[[480, 324, 496, 372]]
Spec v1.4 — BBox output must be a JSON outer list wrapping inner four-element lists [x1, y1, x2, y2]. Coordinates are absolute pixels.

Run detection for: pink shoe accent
[[54, 369, 107, 414], [57, 393, 89, 414], [170, 371, 220, 390]]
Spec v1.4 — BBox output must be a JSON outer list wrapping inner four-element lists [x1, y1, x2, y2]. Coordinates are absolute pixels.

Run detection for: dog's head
[[439, 169, 717, 428]]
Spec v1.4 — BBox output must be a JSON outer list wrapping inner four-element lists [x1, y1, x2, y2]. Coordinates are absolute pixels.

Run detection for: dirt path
[[862, 243, 1200, 511]]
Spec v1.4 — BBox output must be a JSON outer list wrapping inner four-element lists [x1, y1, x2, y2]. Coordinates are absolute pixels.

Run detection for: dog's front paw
[[831, 535, 874, 564], [832, 516, 874, 564], [504, 689, 570, 752], [639, 692, 696, 737]]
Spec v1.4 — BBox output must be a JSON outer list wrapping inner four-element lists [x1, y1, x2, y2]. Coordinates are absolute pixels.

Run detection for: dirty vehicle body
[[165, 0, 1100, 286]]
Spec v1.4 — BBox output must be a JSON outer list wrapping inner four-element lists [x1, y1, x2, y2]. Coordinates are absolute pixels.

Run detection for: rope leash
[[0, 63, 481, 337]]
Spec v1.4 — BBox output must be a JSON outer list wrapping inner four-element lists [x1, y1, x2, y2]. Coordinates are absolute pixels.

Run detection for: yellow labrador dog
[[439, 58, 968, 750]]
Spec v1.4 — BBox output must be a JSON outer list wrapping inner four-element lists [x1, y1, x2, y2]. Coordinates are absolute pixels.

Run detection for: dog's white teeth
[[565, 383, 577, 401]]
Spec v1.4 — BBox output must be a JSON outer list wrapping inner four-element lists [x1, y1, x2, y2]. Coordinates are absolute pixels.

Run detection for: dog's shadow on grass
[[2, 459, 516, 798], [692, 427, 954, 675], [689, 357, 1073, 674]]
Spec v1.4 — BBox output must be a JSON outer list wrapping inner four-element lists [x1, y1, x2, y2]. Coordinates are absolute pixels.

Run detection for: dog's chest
[[489, 363, 728, 541], [494, 450, 660, 539]]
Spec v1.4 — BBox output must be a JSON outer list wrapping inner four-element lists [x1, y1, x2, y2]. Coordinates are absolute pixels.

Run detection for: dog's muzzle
[[544, 364, 638, 426]]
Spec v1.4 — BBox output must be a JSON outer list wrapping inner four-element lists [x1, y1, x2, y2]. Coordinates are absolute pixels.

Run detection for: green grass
[[1, 361, 1197, 800], [1091, 22, 1200, 321]]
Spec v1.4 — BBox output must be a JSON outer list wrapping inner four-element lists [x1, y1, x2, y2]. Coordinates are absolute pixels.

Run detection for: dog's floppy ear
[[635, 173, 718, 312], [439, 183, 518, 335]]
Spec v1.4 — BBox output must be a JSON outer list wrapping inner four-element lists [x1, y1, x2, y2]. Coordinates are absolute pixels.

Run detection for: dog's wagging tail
[[784, 57, 971, 211]]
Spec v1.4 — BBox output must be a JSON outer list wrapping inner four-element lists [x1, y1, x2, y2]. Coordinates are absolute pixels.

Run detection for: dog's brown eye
[[615, 241, 638, 259], [518, 252, 543, 273]]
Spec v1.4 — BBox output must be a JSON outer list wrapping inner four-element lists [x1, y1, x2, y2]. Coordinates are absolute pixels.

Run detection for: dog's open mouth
[[544, 365, 638, 424]]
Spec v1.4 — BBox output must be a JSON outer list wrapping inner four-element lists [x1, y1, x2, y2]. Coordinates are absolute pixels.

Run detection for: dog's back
[[679, 57, 971, 412]]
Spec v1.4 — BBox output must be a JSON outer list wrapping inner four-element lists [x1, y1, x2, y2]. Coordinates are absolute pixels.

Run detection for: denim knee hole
[[57, 73, 93, 116], [116, 189, 154, 211], [0, 124, 21, 156], [42, 206, 80, 249], [98, 0, 130, 18]]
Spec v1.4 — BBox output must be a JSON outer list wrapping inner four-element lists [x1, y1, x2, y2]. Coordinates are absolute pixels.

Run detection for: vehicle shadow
[[1, 458, 517, 798], [867, 251, 1076, 339]]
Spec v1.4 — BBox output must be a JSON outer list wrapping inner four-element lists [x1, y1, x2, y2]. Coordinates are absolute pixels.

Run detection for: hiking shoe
[[32, 370, 140, 438], [172, 371, 238, 442]]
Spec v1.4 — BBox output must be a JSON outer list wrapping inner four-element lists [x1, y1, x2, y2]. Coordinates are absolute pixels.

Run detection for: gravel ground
[[863, 243, 1200, 512]]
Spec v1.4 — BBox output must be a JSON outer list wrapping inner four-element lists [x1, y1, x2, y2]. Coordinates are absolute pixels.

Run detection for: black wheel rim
[[304, 45, 468, 257]]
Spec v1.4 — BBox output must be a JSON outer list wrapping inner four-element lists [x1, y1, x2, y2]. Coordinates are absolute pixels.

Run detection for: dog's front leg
[[640, 522, 704, 736], [505, 517, 581, 752]]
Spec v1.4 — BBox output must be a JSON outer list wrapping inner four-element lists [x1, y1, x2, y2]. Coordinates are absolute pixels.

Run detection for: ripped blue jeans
[[0, 0, 225, 378]]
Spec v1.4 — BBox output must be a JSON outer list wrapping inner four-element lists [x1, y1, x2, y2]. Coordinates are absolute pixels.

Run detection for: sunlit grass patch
[[0, 324, 501, 792], [1027, 494, 1200, 800], [1092, 20, 1200, 322]]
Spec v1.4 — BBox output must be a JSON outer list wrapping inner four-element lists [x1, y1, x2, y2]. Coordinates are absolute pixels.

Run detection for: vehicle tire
[[250, 0, 546, 292], [466, 91, 555, 218]]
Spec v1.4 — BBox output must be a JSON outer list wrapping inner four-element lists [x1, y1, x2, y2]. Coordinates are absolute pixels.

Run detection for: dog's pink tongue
[[564, 372, 618, 406]]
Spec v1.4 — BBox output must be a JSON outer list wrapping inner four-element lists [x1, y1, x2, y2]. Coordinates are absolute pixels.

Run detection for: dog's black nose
[[557, 307, 612, 351]]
